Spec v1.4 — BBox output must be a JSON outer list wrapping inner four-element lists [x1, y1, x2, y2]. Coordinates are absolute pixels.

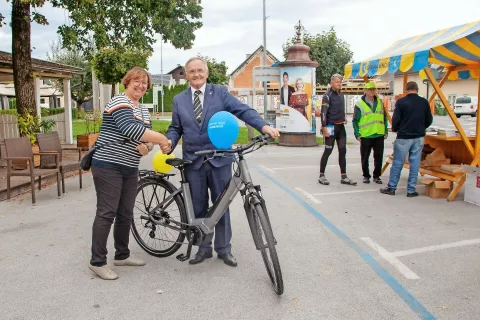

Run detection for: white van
[[453, 96, 478, 118]]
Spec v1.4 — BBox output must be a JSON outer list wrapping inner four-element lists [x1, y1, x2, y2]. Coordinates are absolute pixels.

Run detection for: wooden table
[[423, 135, 476, 165], [382, 135, 477, 201]]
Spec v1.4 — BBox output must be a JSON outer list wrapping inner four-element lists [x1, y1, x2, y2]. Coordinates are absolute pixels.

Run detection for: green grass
[[72, 120, 324, 145]]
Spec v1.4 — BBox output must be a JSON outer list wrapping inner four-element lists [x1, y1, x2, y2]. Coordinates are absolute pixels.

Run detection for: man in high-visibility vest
[[352, 82, 388, 184]]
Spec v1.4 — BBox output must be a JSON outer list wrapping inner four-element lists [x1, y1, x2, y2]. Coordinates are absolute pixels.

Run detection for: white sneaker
[[113, 256, 146, 266], [89, 264, 119, 280]]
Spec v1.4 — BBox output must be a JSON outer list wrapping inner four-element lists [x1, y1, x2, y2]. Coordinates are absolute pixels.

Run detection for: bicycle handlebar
[[194, 134, 271, 157]]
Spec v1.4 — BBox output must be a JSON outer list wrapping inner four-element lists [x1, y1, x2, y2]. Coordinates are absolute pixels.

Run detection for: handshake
[[159, 139, 172, 154]]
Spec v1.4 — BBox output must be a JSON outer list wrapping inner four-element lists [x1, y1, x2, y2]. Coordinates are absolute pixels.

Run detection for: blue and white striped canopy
[[344, 20, 480, 80]]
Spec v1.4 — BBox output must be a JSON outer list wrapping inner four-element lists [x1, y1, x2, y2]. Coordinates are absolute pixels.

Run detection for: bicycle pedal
[[176, 253, 190, 262]]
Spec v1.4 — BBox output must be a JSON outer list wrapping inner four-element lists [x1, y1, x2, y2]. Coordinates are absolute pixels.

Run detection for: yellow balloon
[[152, 151, 175, 173]]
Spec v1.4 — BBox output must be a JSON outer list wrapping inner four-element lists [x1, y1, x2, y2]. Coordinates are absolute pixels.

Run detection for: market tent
[[343, 21, 480, 201], [344, 20, 480, 80]]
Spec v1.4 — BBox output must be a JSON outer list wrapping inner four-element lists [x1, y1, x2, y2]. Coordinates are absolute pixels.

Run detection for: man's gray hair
[[331, 73, 343, 82], [185, 57, 209, 72]]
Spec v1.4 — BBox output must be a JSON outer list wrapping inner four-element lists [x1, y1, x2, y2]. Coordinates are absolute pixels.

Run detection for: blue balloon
[[208, 111, 239, 149]]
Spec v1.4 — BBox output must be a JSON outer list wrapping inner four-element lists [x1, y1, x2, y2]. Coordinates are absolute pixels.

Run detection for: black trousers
[[90, 165, 139, 267], [360, 136, 384, 179], [320, 124, 347, 174]]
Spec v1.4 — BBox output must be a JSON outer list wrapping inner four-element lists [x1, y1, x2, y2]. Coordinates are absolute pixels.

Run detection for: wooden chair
[[4, 136, 61, 204], [36, 132, 82, 194]]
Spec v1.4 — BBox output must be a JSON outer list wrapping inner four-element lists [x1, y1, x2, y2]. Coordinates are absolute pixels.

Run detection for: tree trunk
[[12, 1, 36, 117], [111, 83, 116, 98]]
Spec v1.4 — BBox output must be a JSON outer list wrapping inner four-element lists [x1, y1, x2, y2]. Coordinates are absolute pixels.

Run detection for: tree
[[197, 54, 229, 85], [1, 0, 203, 117], [46, 37, 94, 109], [54, 0, 203, 97], [55, 0, 203, 55], [282, 27, 353, 85], [8, 0, 49, 116], [91, 48, 150, 97]]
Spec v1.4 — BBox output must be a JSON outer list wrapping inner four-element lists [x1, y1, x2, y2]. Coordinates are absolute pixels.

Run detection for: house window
[[179, 71, 184, 75], [40, 98, 46, 104], [57, 98, 61, 106]]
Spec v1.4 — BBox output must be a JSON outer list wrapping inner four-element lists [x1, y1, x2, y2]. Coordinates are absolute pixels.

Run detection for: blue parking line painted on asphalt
[[255, 167, 436, 320]]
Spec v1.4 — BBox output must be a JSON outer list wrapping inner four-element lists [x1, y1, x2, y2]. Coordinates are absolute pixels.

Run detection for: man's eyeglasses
[[187, 69, 206, 76]]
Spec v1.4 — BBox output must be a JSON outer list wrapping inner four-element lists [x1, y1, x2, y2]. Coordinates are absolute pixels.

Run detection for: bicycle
[[132, 134, 284, 295]]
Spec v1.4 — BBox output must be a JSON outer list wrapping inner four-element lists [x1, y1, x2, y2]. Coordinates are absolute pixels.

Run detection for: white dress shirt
[[191, 83, 206, 107], [283, 86, 289, 105]]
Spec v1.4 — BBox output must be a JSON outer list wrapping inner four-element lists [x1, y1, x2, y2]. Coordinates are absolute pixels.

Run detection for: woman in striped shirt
[[89, 67, 169, 280]]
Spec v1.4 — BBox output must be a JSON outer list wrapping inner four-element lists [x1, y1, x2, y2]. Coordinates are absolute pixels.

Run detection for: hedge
[[41, 108, 65, 117], [142, 84, 188, 113], [1, 108, 70, 118], [0, 109, 18, 116]]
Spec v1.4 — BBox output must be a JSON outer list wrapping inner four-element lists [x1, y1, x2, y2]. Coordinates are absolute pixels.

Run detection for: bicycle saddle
[[166, 158, 192, 167]]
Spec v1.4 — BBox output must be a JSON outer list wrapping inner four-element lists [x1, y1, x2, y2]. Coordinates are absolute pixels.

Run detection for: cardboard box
[[440, 164, 465, 173], [463, 165, 480, 207], [422, 178, 452, 199], [421, 148, 451, 167]]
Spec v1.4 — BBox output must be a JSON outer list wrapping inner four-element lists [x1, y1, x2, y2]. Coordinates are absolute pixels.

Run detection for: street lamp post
[[262, 0, 268, 118], [161, 36, 164, 118]]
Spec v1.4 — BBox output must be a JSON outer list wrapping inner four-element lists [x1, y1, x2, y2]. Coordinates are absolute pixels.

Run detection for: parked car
[[453, 96, 478, 118]]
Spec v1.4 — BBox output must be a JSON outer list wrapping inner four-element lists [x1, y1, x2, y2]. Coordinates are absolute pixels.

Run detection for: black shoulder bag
[[80, 138, 129, 171]]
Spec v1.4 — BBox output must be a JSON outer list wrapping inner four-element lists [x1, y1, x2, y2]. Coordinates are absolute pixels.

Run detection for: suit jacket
[[167, 83, 268, 170], [280, 85, 295, 105]]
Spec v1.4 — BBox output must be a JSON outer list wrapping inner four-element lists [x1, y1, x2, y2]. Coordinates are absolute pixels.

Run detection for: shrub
[[0, 109, 18, 116], [18, 114, 40, 145]]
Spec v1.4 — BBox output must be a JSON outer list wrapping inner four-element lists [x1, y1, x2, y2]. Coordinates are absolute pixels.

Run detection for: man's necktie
[[193, 90, 202, 123]]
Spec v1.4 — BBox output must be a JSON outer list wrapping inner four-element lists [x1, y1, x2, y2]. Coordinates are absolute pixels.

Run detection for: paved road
[[0, 140, 479, 320]]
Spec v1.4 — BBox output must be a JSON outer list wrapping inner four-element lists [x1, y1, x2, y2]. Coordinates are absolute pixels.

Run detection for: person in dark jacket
[[316, 74, 357, 186], [380, 81, 433, 197]]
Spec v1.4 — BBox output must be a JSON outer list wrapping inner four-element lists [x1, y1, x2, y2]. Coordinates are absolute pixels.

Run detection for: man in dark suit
[[280, 72, 295, 106], [163, 57, 280, 267]]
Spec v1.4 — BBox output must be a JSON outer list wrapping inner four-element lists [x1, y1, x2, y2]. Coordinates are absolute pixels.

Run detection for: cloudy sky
[[0, 0, 478, 75]]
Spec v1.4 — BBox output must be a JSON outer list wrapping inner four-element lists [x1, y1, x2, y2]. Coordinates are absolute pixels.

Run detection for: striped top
[[92, 93, 152, 169]]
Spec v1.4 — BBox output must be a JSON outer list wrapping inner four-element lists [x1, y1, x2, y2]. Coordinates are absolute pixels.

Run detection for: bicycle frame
[[185, 157, 253, 235], [143, 156, 254, 236]]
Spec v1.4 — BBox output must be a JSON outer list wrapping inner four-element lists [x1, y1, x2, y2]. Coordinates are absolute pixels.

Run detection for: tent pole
[[428, 68, 451, 105], [476, 72, 480, 164], [424, 67, 475, 158], [403, 72, 408, 95], [451, 64, 480, 72]]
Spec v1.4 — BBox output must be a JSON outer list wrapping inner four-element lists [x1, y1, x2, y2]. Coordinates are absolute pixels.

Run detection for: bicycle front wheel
[[250, 201, 284, 295]]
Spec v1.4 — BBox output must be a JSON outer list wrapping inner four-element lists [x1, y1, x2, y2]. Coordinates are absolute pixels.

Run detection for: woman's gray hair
[[185, 57, 209, 72], [331, 74, 343, 82]]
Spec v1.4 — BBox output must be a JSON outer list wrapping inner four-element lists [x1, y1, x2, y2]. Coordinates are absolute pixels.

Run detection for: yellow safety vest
[[357, 98, 385, 137]]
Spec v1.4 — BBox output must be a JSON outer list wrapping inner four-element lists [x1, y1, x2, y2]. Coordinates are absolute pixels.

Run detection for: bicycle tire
[[251, 201, 284, 295], [132, 178, 187, 257]]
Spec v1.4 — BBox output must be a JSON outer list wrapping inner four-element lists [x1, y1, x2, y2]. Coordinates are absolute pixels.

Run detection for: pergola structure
[[344, 20, 480, 201], [0, 51, 84, 144]]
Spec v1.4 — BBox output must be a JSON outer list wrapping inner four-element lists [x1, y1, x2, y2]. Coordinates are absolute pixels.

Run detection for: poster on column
[[278, 66, 316, 133]]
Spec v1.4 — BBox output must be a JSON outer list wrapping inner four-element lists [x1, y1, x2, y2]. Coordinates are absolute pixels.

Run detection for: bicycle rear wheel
[[132, 178, 187, 257], [250, 201, 284, 295]]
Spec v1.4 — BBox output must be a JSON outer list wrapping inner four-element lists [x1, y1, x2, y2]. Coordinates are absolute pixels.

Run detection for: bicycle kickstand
[[176, 241, 193, 262]]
